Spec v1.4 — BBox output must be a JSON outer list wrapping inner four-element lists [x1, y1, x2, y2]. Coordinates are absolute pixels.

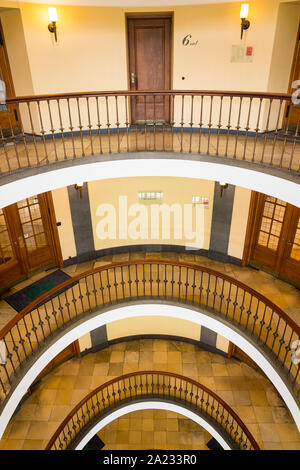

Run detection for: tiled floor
[[96, 410, 212, 450], [0, 338, 299, 450], [0, 252, 299, 450]]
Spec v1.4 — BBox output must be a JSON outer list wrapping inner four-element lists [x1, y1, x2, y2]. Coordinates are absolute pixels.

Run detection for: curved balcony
[[0, 260, 299, 437], [45, 371, 260, 450], [1, 90, 299, 207]]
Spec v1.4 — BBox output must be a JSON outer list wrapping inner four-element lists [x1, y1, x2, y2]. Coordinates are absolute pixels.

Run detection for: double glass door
[[0, 193, 62, 289], [247, 193, 300, 285]]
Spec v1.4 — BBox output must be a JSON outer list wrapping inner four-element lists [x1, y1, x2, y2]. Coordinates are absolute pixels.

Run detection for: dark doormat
[[4, 269, 77, 312], [83, 435, 105, 450]]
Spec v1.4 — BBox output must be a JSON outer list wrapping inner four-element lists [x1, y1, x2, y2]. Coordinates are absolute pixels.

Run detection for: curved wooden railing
[[0, 260, 299, 407], [1, 89, 299, 175], [45, 371, 260, 450]]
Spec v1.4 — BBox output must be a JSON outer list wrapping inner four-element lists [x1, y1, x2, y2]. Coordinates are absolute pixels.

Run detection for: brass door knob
[[130, 72, 136, 85]]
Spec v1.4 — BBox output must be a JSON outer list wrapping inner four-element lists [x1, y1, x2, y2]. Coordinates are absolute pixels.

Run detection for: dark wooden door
[[0, 193, 63, 289], [245, 192, 300, 285], [127, 17, 171, 123], [0, 21, 19, 133]]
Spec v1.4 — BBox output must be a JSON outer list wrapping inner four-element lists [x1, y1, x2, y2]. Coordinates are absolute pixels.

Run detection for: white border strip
[[0, 159, 299, 208], [75, 401, 231, 450], [5, 0, 246, 7], [0, 304, 299, 438]]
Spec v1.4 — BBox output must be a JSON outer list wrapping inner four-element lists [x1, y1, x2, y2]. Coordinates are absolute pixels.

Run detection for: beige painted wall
[[79, 316, 229, 354], [107, 316, 201, 342], [17, 3, 128, 95], [216, 335, 230, 354], [0, 8, 34, 97], [51, 186, 77, 260], [172, 0, 279, 93], [78, 332, 92, 352], [0, 1, 296, 133], [50, 177, 251, 262], [5, 0, 283, 95], [228, 186, 251, 260], [88, 177, 214, 251], [267, 2, 300, 94]]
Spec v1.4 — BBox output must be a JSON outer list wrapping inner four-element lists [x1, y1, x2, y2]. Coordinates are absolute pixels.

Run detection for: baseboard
[[64, 244, 242, 267]]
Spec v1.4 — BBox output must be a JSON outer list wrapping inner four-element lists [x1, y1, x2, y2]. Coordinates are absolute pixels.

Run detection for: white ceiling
[[6, 0, 243, 7]]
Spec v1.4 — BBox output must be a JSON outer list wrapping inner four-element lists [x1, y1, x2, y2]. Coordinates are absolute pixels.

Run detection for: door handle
[[130, 72, 136, 85]]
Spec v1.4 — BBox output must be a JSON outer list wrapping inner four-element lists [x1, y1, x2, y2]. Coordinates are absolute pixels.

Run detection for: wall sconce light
[[48, 7, 58, 42], [219, 182, 228, 198], [75, 182, 84, 198], [240, 3, 250, 40]]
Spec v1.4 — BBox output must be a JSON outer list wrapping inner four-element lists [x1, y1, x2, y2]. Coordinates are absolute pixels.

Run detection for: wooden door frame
[[0, 20, 16, 98], [283, 20, 300, 128], [0, 19, 19, 127], [0, 204, 26, 289], [279, 205, 300, 283], [126, 13, 173, 123], [242, 191, 261, 267], [44, 192, 64, 269]]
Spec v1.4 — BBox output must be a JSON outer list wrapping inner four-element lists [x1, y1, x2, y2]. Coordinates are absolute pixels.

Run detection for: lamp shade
[[48, 7, 58, 22], [240, 4, 249, 19]]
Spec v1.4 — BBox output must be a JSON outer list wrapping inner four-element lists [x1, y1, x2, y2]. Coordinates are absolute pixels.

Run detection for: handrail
[[0, 260, 299, 406], [0, 89, 298, 175], [6, 90, 293, 103], [45, 371, 260, 450]]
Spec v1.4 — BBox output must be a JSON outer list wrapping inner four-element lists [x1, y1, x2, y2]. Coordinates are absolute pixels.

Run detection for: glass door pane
[[17, 195, 55, 271], [257, 197, 286, 251]]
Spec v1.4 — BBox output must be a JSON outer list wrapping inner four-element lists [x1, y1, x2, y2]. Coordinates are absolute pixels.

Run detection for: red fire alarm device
[[246, 46, 253, 57]]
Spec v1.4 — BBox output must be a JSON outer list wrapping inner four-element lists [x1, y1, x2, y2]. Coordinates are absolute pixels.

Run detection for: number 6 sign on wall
[[182, 34, 192, 46]]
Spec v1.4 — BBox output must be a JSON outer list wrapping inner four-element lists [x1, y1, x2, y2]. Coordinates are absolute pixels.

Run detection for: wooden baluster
[[67, 98, 76, 158]]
